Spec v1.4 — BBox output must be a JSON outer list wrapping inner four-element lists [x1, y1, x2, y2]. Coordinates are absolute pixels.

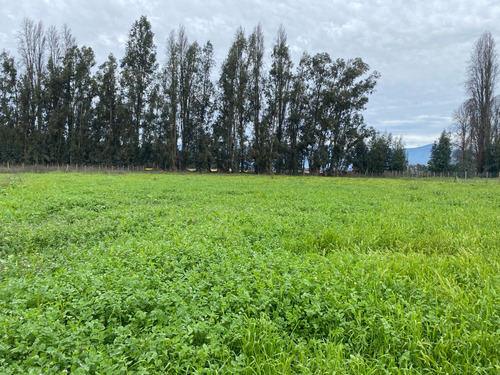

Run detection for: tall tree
[[163, 30, 180, 170], [2, 20, 390, 173], [451, 101, 474, 172], [120, 15, 157, 164], [191, 41, 216, 170], [286, 55, 309, 174], [216, 27, 248, 172], [324, 58, 379, 175], [178, 35, 200, 169], [42, 25, 78, 164], [61, 45, 97, 164], [44, 48, 66, 163], [465, 31, 499, 172], [298, 53, 379, 174], [267, 25, 292, 174], [17, 18, 46, 162], [95, 54, 121, 164], [247, 24, 266, 173], [302, 52, 332, 173]]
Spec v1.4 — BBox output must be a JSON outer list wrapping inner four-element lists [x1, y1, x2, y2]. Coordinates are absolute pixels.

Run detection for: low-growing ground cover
[[0, 173, 499, 374]]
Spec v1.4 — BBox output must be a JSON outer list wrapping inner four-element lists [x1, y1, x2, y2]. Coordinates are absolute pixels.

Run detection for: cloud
[[372, 113, 453, 147], [379, 115, 453, 126]]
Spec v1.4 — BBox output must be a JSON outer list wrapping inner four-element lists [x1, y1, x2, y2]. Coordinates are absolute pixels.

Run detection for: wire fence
[[0, 163, 153, 174], [346, 170, 500, 180], [1, 162, 500, 181]]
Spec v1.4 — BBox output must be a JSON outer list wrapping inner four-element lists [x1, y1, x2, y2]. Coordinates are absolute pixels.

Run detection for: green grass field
[[1, 173, 499, 374]]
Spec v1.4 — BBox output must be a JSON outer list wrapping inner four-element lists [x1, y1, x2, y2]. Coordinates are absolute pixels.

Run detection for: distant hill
[[406, 144, 433, 166]]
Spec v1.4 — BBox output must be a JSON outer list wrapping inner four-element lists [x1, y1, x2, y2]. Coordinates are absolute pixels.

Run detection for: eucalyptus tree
[[120, 15, 158, 164], [286, 55, 309, 174], [43, 25, 78, 164], [95, 54, 121, 164], [216, 27, 248, 172], [159, 28, 216, 171], [298, 53, 378, 174], [301, 52, 332, 173], [161, 28, 215, 171], [163, 30, 180, 170], [191, 41, 216, 170], [247, 24, 266, 173], [44, 49, 66, 163], [178, 36, 200, 169], [267, 25, 293, 174], [62, 45, 97, 164], [324, 57, 379, 174]]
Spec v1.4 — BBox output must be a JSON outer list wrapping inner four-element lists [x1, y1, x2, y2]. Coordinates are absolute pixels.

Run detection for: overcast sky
[[2, 0, 500, 147]]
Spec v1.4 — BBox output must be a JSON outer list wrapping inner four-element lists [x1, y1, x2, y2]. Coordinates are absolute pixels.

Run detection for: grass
[[0, 173, 499, 374]]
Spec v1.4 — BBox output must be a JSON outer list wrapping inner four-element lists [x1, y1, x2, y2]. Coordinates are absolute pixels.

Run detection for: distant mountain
[[406, 144, 433, 166]]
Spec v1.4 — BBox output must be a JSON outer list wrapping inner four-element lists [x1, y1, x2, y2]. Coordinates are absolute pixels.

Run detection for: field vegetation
[[0, 173, 499, 373]]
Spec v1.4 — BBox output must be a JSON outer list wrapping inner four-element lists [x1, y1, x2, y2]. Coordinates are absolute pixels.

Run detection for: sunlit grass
[[0, 173, 499, 373]]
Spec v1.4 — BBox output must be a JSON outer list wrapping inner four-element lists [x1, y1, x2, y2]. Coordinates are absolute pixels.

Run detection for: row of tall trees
[[452, 31, 500, 173], [0, 17, 396, 174]]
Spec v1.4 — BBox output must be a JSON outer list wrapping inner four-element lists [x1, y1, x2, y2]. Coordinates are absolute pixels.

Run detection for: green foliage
[[1, 173, 499, 373], [429, 131, 453, 173], [2, 19, 380, 173], [486, 138, 500, 172], [0, 51, 20, 162], [120, 15, 158, 165], [355, 131, 408, 174], [216, 27, 249, 173]]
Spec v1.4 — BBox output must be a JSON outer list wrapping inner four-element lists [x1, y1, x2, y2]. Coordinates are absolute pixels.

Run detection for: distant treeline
[[0, 16, 408, 174]]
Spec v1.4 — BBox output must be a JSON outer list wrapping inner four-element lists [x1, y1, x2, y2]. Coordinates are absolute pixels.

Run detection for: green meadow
[[0, 173, 499, 374]]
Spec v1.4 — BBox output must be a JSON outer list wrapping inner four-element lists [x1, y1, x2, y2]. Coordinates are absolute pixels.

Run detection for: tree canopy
[[452, 31, 500, 173], [0, 17, 389, 174], [428, 131, 453, 173]]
